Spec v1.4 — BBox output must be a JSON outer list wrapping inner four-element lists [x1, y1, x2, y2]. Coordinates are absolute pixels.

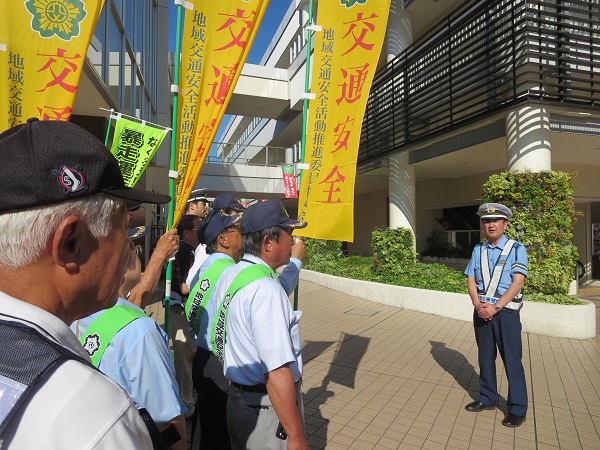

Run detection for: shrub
[[371, 227, 416, 270], [482, 171, 580, 295]]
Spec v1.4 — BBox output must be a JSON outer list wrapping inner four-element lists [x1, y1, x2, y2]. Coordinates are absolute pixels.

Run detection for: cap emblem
[[486, 207, 496, 214], [52, 165, 88, 193]]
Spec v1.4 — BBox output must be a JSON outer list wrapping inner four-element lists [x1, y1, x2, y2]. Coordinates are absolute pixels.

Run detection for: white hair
[[0, 194, 126, 268]]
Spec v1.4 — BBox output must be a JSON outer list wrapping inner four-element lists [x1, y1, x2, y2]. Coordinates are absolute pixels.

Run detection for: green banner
[[110, 117, 168, 187]]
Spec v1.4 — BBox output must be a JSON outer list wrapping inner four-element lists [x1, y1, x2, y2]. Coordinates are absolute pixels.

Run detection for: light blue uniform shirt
[[464, 236, 528, 297], [72, 298, 187, 423], [212, 254, 303, 385], [192, 253, 302, 351]]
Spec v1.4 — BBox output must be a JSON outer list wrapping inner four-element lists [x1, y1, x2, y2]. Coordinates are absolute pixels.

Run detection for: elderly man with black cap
[[210, 199, 309, 450], [0, 119, 170, 448], [464, 202, 528, 428]]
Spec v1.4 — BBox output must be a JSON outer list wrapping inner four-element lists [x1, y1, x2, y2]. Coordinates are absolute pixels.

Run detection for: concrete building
[[220, 0, 600, 285]]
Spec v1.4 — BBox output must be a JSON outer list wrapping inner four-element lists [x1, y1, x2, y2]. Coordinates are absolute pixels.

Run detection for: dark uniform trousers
[[192, 347, 231, 450], [474, 307, 528, 417]]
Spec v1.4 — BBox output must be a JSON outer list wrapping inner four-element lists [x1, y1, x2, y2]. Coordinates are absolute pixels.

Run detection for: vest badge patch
[[83, 333, 100, 356]]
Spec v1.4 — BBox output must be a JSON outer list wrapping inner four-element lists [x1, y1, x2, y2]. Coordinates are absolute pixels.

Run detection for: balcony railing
[[209, 142, 291, 167], [359, 0, 600, 163]]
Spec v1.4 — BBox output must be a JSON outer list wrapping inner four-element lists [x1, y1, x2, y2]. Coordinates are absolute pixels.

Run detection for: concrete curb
[[299, 269, 597, 340]]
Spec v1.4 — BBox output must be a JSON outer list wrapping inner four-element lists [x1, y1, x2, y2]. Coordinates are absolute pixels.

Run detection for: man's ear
[[218, 233, 229, 249], [51, 216, 89, 272], [262, 233, 273, 253]]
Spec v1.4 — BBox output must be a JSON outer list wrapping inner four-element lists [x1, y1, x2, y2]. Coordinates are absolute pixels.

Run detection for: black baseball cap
[[213, 193, 245, 212], [0, 118, 170, 214], [241, 199, 307, 234], [196, 209, 241, 245]]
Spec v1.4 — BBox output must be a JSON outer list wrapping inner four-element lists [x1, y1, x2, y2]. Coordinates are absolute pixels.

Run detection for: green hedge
[[482, 171, 581, 295], [302, 220, 585, 305]]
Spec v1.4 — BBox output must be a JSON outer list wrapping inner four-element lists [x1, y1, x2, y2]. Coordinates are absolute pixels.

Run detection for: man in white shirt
[[212, 199, 309, 450], [0, 118, 170, 449]]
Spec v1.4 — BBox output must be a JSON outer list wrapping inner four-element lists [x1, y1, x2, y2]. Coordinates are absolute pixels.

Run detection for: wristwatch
[[495, 304, 502, 312]]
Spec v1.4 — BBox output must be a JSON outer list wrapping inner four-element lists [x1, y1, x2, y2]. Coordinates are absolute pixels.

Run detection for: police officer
[[464, 203, 528, 428], [212, 199, 308, 450]]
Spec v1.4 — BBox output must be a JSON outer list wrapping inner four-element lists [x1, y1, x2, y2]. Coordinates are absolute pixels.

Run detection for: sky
[[168, 1, 290, 64], [167, 1, 291, 153]]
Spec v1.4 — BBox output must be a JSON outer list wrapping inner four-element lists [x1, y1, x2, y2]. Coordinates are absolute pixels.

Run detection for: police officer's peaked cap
[[478, 203, 513, 220], [188, 188, 208, 203]]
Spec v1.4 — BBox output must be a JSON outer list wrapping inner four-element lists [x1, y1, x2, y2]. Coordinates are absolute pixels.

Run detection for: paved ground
[[576, 286, 600, 335], [148, 282, 600, 449]]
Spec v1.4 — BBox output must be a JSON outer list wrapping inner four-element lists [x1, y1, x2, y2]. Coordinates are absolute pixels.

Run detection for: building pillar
[[389, 152, 416, 238], [387, 0, 415, 240], [506, 106, 552, 172], [386, 0, 413, 63]]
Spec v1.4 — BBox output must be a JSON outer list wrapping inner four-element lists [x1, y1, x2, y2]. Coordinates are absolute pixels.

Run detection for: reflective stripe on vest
[[480, 239, 523, 310], [79, 305, 146, 367], [185, 258, 235, 335], [211, 264, 276, 364]]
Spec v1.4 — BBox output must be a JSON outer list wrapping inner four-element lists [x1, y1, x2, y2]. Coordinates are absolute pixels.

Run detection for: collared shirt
[[0, 291, 152, 449], [212, 254, 303, 385], [186, 243, 208, 288], [72, 298, 187, 424], [191, 254, 303, 352], [464, 235, 528, 296]]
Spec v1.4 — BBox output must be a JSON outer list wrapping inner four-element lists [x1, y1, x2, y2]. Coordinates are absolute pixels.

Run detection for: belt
[[478, 295, 523, 310], [231, 378, 302, 393]]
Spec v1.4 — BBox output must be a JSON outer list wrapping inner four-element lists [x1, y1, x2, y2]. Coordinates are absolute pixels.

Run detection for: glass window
[[113, 0, 123, 19], [123, 50, 133, 115], [125, 0, 135, 43], [135, 70, 142, 117], [88, 6, 105, 79], [108, 10, 122, 104]]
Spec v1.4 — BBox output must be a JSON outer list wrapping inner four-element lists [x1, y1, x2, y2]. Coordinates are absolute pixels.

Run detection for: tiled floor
[[147, 281, 600, 449]]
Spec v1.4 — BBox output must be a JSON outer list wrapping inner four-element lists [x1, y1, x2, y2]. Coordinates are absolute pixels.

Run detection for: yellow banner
[[174, 0, 269, 225], [297, 0, 391, 242], [0, 0, 105, 129]]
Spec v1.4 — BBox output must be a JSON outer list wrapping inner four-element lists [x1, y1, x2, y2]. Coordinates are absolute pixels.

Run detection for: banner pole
[[164, 2, 185, 335], [99, 107, 172, 131], [104, 109, 114, 146], [294, 0, 315, 311]]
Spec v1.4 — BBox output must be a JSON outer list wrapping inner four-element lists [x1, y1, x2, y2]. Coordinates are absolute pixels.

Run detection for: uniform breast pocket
[[475, 267, 483, 283]]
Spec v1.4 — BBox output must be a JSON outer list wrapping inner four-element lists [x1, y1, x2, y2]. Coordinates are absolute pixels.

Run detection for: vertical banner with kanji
[[282, 164, 298, 198], [174, 0, 269, 225], [296, 0, 391, 242], [110, 118, 169, 187], [0, 0, 105, 129]]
